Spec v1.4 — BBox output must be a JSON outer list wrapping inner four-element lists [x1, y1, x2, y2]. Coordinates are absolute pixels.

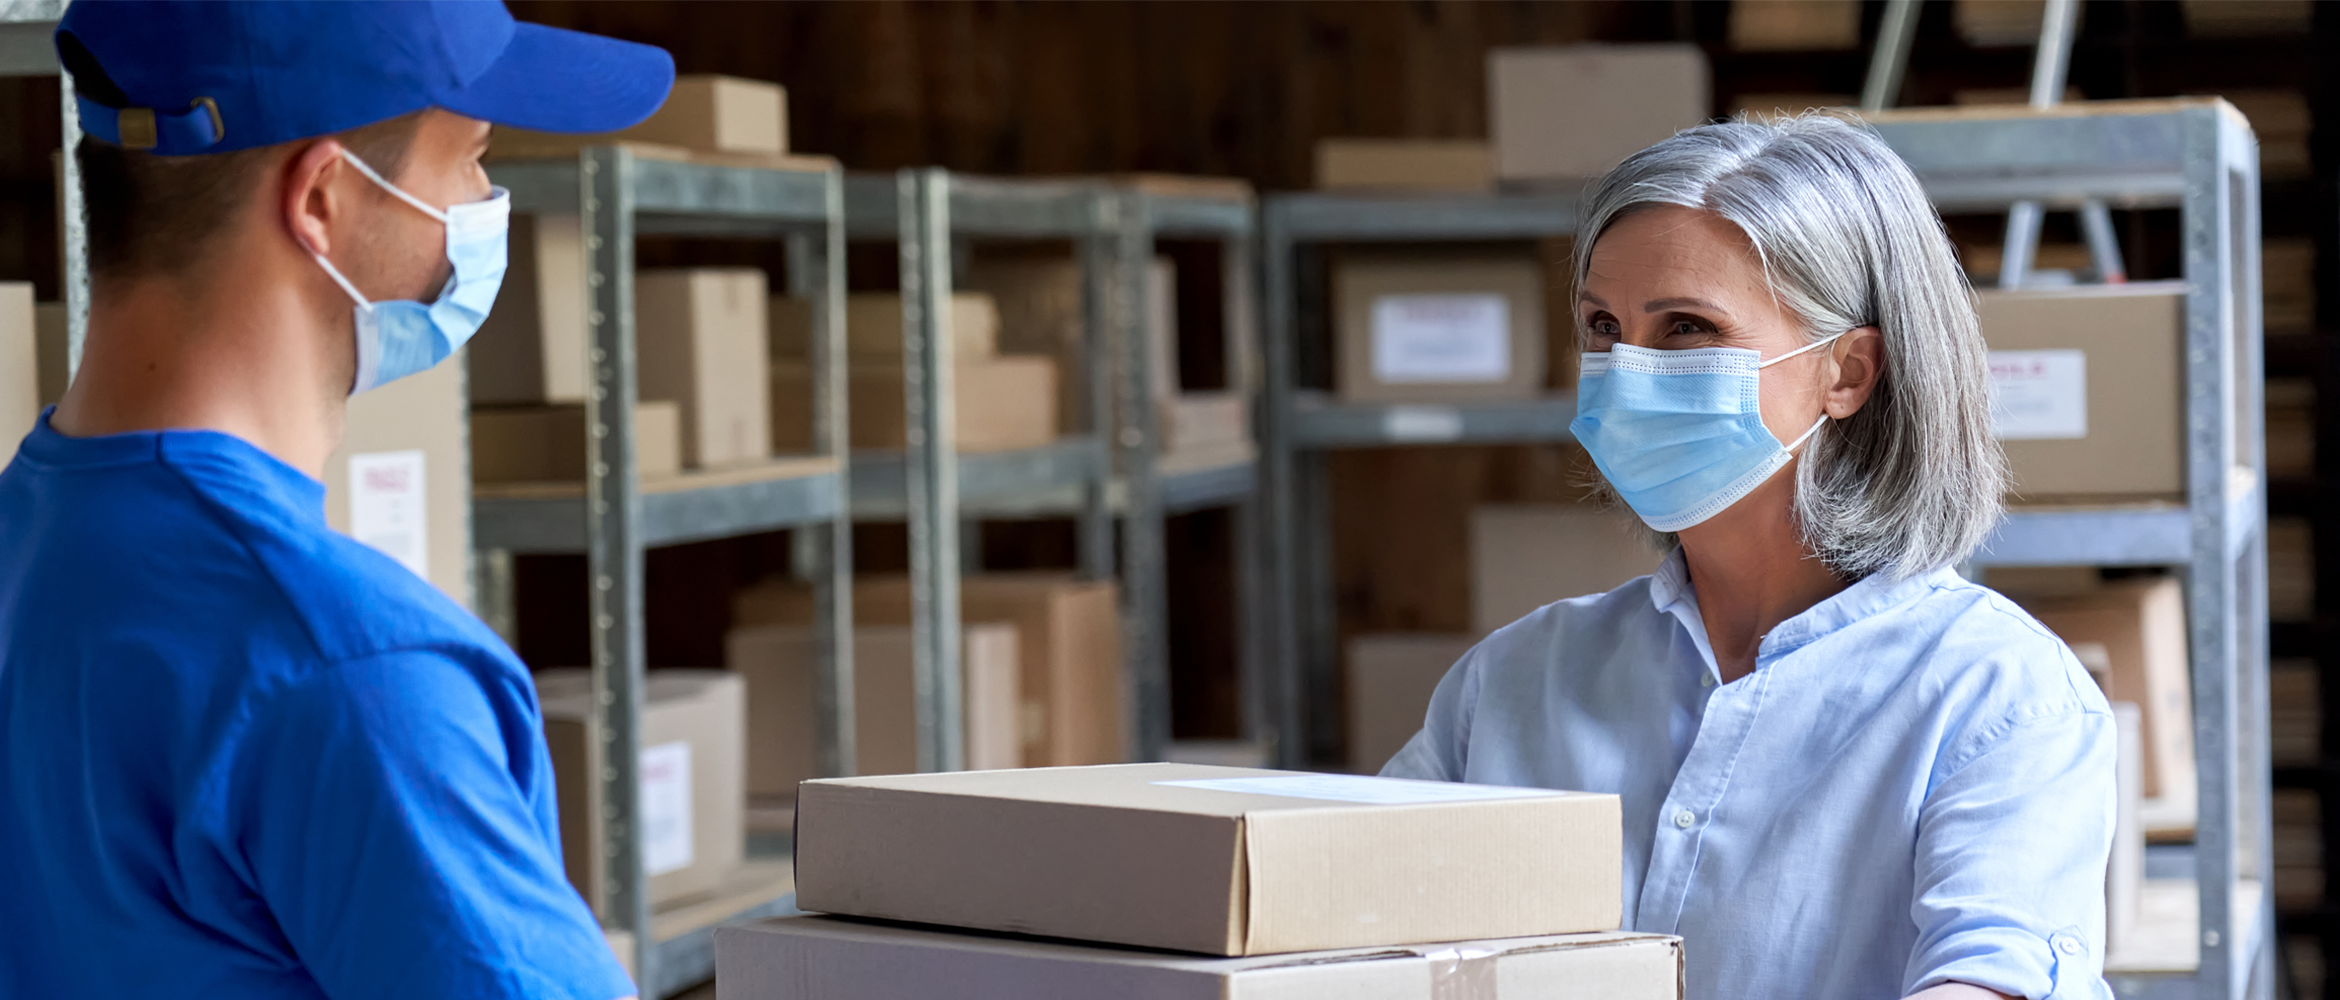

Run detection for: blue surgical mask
[[1569, 332, 1846, 532], [311, 150, 510, 394]]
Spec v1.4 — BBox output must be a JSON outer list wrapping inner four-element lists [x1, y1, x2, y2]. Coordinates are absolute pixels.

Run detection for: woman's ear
[[1824, 326, 1886, 419], [280, 138, 349, 259]]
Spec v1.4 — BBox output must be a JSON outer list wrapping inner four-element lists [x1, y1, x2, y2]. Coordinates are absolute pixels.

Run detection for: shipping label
[[1988, 349, 2088, 440], [347, 450, 429, 578], [1371, 293, 1512, 383], [640, 741, 695, 876]]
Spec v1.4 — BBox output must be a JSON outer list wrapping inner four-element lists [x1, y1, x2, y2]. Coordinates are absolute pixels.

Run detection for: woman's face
[[1578, 204, 1844, 452]]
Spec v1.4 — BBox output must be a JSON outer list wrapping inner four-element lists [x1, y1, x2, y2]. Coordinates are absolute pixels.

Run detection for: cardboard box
[[323, 356, 470, 603], [2108, 702, 2144, 953], [469, 213, 588, 405], [1313, 138, 1494, 194], [1335, 256, 1547, 404], [537, 668, 746, 917], [1488, 44, 1710, 181], [726, 621, 1022, 800], [2182, 0, 2311, 37], [1472, 504, 1662, 634], [1729, 0, 1862, 50], [0, 283, 34, 466], [793, 763, 1625, 956], [637, 268, 771, 468], [471, 401, 681, 484], [768, 292, 1001, 360], [1978, 282, 2186, 498], [959, 255, 1191, 436], [717, 916, 1683, 1000], [493, 74, 788, 158], [1161, 390, 1250, 453], [768, 356, 1058, 454], [736, 573, 1125, 768], [33, 301, 65, 408], [2003, 578, 2194, 818], [1346, 634, 1475, 774]]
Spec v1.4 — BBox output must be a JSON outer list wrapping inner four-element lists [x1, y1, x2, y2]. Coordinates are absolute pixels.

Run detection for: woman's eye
[[1588, 317, 1619, 337], [1672, 320, 1702, 337]]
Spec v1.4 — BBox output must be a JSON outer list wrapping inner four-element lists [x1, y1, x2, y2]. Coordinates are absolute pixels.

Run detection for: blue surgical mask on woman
[[1569, 330, 1847, 532], [309, 150, 510, 394]]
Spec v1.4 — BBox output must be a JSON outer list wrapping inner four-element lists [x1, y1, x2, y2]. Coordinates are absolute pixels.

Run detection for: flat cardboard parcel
[[794, 763, 1623, 957], [716, 915, 1682, 1000]]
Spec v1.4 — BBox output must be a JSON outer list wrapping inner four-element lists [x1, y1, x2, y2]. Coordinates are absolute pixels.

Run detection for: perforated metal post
[[1077, 196, 1120, 581], [576, 146, 650, 985], [59, 66, 86, 376], [1113, 191, 1171, 761], [786, 168, 857, 779], [900, 169, 964, 774]]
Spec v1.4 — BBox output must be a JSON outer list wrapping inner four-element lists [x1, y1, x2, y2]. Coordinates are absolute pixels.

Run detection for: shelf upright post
[[786, 167, 857, 778], [1257, 200, 1305, 770], [1077, 194, 1120, 581], [58, 67, 86, 376], [1225, 223, 1272, 748], [2230, 112, 2275, 1000], [1112, 189, 1172, 761], [899, 168, 964, 774], [578, 145, 651, 985]]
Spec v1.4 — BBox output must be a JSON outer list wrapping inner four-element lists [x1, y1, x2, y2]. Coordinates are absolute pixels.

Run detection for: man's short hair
[[63, 34, 421, 282]]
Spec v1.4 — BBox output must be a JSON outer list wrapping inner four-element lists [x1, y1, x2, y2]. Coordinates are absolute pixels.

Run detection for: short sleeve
[[1906, 707, 2117, 1000], [1378, 646, 1481, 781], [227, 649, 635, 1000]]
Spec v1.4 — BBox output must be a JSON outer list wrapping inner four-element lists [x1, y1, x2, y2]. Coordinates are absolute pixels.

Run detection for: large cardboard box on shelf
[[960, 256, 1191, 436], [471, 401, 683, 483], [1977, 282, 2185, 499], [470, 213, 587, 405], [1346, 634, 1475, 774], [716, 916, 1684, 1000], [492, 74, 788, 159], [0, 283, 34, 466], [1729, 0, 1862, 50], [1161, 390, 1250, 454], [735, 573, 1125, 768], [537, 668, 745, 918], [792, 763, 1624, 956], [767, 356, 1058, 454], [726, 621, 1022, 801], [1472, 504, 1663, 634], [1335, 255, 1547, 404], [768, 292, 1002, 360], [1313, 138, 1494, 194], [1998, 577, 2195, 836], [636, 268, 771, 469], [322, 357, 470, 603], [1488, 44, 1710, 182]]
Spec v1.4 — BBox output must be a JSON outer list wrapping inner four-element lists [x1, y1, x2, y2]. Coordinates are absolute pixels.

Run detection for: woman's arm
[[1909, 984, 2015, 1000]]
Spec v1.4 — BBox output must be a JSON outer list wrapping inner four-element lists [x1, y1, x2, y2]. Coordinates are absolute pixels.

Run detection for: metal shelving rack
[[1260, 100, 2270, 999], [842, 170, 1265, 770], [480, 147, 854, 998], [2, 0, 85, 377]]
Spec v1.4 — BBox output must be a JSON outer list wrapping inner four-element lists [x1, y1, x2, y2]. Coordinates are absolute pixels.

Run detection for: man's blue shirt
[[0, 413, 633, 1000]]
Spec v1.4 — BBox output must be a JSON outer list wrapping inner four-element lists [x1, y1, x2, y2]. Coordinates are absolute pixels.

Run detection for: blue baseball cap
[[56, 0, 676, 156]]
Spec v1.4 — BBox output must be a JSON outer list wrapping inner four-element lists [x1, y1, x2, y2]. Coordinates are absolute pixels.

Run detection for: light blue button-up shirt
[[1384, 550, 2116, 1000]]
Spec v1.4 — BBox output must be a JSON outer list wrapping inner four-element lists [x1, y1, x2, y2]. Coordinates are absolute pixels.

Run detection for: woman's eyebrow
[[1642, 296, 1730, 316], [1577, 291, 1609, 309]]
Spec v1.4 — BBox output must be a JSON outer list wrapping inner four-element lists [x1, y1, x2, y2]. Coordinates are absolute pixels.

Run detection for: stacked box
[[766, 290, 1059, 454], [0, 283, 34, 467], [725, 620, 1023, 802], [471, 402, 683, 483], [470, 214, 589, 405], [736, 573, 1124, 767], [1335, 255, 1548, 404], [637, 268, 771, 469], [323, 356, 471, 603], [1729, 0, 1861, 50], [537, 668, 745, 918], [1489, 44, 1709, 181], [492, 74, 789, 160], [1977, 282, 2187, 499], [1313, 138, 1493, 194]]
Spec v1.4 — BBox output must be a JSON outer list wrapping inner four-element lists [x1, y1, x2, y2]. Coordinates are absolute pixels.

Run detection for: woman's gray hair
[[1574, 112, 2006, 581]]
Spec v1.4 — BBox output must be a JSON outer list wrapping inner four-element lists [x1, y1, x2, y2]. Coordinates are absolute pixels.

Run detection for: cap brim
[[436, 22, 675, 134]]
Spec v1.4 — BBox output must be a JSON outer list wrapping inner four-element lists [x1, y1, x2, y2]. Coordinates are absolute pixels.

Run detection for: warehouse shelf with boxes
[[470, 73, 854, 995], [1269, 36, 2273, 1000], [814, 168, 1267, 778]]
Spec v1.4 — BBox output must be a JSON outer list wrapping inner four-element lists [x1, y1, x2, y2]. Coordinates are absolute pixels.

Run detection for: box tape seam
[[1416, 945, 1500, 1000]]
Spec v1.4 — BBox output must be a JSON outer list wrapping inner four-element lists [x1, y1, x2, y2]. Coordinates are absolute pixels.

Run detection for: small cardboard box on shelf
[[1977, 282, 2186, 499], [471, 401, 683, 483], [1335, 255, 1547, 404], [323, 356, 470, 602], [636, 268, 771, 469], [1313, 138, 1494, 194]]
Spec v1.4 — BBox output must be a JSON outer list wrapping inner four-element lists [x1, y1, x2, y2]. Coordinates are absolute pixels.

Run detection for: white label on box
[[1383, 405, 1465, 443], [347, 450, 428, 579], [1371, 294, 1512, 383], [1155, 774, 1558, 805], [640, 741, 694, 876], [1988, 349, 2088, 440]]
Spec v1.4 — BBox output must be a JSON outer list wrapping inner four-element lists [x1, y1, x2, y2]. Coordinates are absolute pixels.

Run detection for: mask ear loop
[[1766, 329, 1855, 452], [337, 149, 451, 224]]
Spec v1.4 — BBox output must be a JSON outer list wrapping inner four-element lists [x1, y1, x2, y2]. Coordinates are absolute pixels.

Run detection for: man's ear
[[281, 139, 348, 259], [1823, 325, 1886, 419]]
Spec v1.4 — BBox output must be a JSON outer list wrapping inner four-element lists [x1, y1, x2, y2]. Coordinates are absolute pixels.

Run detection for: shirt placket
[[1633, 657, 1774, 934]]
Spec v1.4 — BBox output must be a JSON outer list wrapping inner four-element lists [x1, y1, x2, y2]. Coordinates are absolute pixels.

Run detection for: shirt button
[[2056, 937, 2082, 956], [1673, 809, 1696, 829], [1699, 672, 1717, 688]]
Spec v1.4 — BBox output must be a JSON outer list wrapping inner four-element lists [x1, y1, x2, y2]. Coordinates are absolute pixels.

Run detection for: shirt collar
[[1646, 546, 1963, 668]]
